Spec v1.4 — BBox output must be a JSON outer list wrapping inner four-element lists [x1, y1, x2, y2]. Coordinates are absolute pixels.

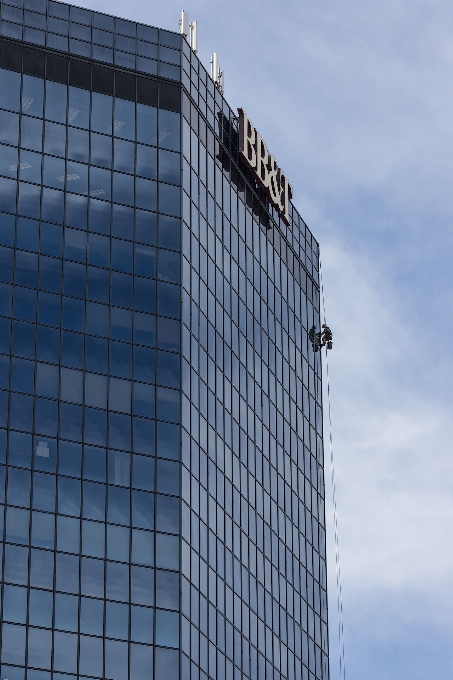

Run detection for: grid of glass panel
[[180, 42, 328, 680], [0, 30, 182, 679], [0, 0, 181, 79], [180, 39, 320, 287]]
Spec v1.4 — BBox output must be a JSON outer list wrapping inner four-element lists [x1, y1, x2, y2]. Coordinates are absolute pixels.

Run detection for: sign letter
[[280, 173, 293, 226], [238, 108, 256, 170]]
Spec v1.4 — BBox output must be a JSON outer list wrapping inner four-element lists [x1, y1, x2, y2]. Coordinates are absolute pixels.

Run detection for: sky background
[[74, 1, 452, 677]]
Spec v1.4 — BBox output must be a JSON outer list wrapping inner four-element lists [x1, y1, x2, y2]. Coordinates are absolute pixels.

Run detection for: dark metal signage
[[238, 108, 293, 225]]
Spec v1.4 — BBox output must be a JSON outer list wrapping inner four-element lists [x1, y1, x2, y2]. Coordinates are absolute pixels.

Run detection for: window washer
[[321, 324, 333, 350], [309, 326, 322, 352]]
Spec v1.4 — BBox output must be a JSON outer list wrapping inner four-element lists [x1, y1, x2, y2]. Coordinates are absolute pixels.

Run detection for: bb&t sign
[[237, 108, 293, 226]]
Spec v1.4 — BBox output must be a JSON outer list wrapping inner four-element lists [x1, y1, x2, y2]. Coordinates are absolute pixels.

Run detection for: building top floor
[[0, 0, 320, 275]]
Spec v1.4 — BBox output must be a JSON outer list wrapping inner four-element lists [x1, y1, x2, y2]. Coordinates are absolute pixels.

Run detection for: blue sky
[[76, 1, 453, 677]]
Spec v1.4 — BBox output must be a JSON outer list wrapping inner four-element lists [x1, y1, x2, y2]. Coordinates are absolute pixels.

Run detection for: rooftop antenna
[[179, 10, 198, 54], [210, 52, 225, 95]]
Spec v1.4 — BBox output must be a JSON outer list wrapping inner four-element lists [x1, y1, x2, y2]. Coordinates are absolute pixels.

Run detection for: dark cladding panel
[[92, 64, 114, 95], [115, 71, 136, 101], [137, 76, 158, 107], [46, 53, 68, 84], [0, 39, 176, 109], [190, 103, 198, 134], [159, 82, 181, 113], [23, 47, 45, 78], [50, 0, 69, 19], [71, 5, 91, 26], [0, 39, 22, 72], [69, 59, 91, 89], [159, 30, 180, 49], [182, 91, 190, 122], [137, 24, 158, 43], [116, 17, 136, 38]]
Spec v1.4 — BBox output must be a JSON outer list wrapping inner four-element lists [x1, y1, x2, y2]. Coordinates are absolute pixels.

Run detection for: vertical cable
[[319, 254, 346, 680]]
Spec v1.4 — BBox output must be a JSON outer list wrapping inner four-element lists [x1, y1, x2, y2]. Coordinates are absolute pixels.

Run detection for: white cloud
[[322, 235, 453, 678]]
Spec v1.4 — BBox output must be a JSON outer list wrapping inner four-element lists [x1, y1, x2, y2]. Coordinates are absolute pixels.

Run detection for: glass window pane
[[45, 80, 67, 122], [137, 103, 157, 146], [6, 507, 30, 544], [83, 446, 106, 482], [154, 648, 179, 679], [158, 250, 180, 284], [132, 489, 154, 529], [53, 630, 78, 673], [155, 494, 179, 534], [55, 592, 79, 632], [155, 610, 179, 647], [31, 547, 54, 589], [131, 528, 153, 566], [133, 382, 155, 418], [136, 177, 157, 211], [68, 86, 90, 128], [92, 93, 113, 134], [61, 367, 84, 403], [104, 639, 128, 680], [5, 545, 29, 585], [132, 454, 154, 491], [157, 386, 180, 423], [159, 149, 180, 185], [29, 588, 53, 627], [55, 552, 79, 593], [2, 585, 27, 623], [159, 110, 180, 151], [107, 485, 130, 525], [81, 556, 104, 597], [135, 244, 156, 277], [156, 568, 179, 610], [79, 634, 104, 676], [31, 510, 55, 549], [58, 477, 81, 517], [80, 599, 104, 636], [159, 183, 180, 217], [1, 622, 26, 665], [109, 377, 132, 413], [131, 605, 153, 643], [155, 533, 179, 570], [85, 372, 108, 408], [57, 515, 80, 553], [107, 523, 129, 562], [106, 561, 129, 602], [83, 481, 105, 519], [82, 520, 105, 558], [32, 472, 56, 511], [108, 450, 130, 486], [0, 68, 21, 111], [134, 312, 155, 347], [156, 459, 179, 496], [114, 98, 135, 140], [27, 626, 52, 669], [156, 422, 179, 460], [130, 643, 153, 680], [136, 144, 157, 179], [131, 565, 153, 605], [157, 317, 180, 351]]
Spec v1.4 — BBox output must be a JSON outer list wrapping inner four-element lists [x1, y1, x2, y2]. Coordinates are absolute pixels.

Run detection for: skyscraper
[[0, 2, 329, 680]]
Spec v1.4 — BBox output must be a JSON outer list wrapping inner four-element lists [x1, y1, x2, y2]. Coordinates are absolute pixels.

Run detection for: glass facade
[[0, 2, 328, 680]]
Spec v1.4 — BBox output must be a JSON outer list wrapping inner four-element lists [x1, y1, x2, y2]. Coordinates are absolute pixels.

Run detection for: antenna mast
[[179, 10, 225, 94], [179, 10, 198, 54], [210, 52, 225, 95]]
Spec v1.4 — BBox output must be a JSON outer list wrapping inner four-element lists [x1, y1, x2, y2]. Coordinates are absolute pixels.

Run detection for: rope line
[[319, 255, 346, 680]]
